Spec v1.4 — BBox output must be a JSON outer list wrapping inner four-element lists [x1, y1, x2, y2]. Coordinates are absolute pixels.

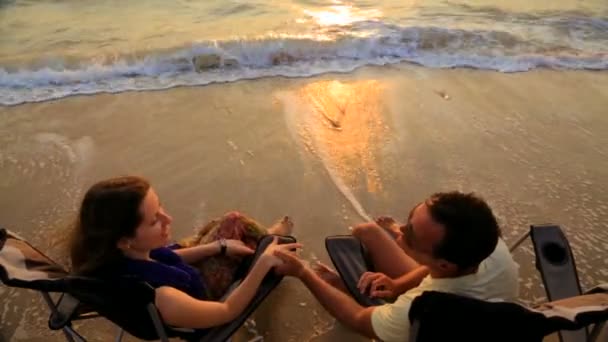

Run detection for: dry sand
[[1, 64, 607, 341]]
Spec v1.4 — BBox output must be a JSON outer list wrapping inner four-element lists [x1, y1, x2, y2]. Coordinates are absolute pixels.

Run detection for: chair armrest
[[585, 284, 608, 295], [533, 292, 608, 329], [199, 234, 296, 342], [325, 235, 385, 307]]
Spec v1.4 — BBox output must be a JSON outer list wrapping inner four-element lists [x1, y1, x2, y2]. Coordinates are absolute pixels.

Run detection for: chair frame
[[1, 228, 294, 342], [41, 291, 163, 342], [507, 225, 605, 342], [325, 224, 607, 342]]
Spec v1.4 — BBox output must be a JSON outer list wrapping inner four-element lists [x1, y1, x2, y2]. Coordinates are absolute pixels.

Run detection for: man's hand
[[273, 246, 307, 278], [358, 272, 397, 298]]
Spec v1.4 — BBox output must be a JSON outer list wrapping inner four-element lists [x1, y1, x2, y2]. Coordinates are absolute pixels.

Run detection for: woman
[[69, 175, 300, 329]]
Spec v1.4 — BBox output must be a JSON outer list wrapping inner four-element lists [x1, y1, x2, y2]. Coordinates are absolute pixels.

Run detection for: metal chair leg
[[62, 326, 86, 342], [589, 322, 605, 342], [114, 326, 125, 342], [41, 292, 79, 342], [509, 231, 530, 252], [61, 328, 77, 342], [147, 303, 169, 342]]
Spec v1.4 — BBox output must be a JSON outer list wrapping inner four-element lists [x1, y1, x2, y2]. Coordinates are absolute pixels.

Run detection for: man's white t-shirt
[[371, 238, 519, 342]]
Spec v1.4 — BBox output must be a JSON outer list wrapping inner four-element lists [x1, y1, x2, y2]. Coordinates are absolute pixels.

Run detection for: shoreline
[[1, 64, 607, 341], [3, 59, 608, 107]]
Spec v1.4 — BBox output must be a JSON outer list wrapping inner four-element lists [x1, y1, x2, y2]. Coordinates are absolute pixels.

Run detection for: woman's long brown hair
[[69, 176, 150, 275]]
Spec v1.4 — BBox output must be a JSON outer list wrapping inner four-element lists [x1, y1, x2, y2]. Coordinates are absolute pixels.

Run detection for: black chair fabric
[[409, 291, 608, 342], [325, 235, 385, 307]]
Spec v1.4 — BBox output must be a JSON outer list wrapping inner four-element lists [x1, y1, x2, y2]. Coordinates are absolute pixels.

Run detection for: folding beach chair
[[0, 227, 295, 341], [407, 288, 608, 342], [325, 224, 607, 342]]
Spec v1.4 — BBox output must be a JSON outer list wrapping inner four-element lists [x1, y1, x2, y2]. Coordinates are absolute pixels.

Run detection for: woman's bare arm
[[155, 240, 300, 328], [175, 240, 254, 264], [173, 242, 220, 264]]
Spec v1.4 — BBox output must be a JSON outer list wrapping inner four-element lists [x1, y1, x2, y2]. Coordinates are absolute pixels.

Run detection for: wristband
[[219, 238, 227, 256]]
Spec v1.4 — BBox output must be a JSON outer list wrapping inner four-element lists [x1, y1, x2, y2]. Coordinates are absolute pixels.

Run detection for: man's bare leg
[[352, 218, 419, 278], [315, 217, 419, 293]]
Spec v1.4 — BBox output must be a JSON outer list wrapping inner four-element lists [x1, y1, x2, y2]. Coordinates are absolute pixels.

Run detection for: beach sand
[[1, 64, 607, 341]]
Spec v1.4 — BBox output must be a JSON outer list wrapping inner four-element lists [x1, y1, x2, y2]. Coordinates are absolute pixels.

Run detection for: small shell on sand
[[435, 90, 451, 100]]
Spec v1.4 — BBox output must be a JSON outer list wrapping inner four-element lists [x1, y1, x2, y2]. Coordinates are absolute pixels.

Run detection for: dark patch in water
[[209, 3, 260, 16], [0, 0, 16, 9]]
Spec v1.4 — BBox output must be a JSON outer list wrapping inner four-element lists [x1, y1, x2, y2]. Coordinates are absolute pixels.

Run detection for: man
[[274, 191, 519, 341]]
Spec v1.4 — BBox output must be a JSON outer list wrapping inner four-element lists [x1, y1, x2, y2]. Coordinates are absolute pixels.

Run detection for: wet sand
[[1, 64, 607, 341]]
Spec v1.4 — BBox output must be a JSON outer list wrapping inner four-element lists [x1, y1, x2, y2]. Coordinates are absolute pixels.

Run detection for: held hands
[[357, 272, 397, 299], [271, 240, 306, 278], [262, 236, 303, 269]]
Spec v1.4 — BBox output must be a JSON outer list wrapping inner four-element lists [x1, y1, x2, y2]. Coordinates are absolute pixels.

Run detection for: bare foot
[[267, 216, 294, 236], [313, 261, 349, 293]]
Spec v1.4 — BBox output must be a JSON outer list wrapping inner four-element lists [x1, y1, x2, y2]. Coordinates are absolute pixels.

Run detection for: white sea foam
[[1, 23, 606, 105]]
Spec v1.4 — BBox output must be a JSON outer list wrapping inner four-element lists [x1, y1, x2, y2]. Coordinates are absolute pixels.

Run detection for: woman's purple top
[[119, 246, 207, 300]]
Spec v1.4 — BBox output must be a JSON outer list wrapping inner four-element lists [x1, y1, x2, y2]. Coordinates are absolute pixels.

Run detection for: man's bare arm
[[393, 266, 429, 294], [299, 267, 378, 339]]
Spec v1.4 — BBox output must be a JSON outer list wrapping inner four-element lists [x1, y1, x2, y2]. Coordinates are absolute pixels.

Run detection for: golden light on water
[[296, 80, 387, 193], [303, 3, 382, 27]]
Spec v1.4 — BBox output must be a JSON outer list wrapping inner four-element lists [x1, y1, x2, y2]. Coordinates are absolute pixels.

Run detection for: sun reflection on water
[[303, 2, 382, 27], [296, 79, 388, 193]]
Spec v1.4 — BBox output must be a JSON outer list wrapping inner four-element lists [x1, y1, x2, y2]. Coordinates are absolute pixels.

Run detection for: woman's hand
[[261, 236, 303, 270], [357, 272, 397, 298], [271, 242, 306, 278], [223, 239, 255, 257]]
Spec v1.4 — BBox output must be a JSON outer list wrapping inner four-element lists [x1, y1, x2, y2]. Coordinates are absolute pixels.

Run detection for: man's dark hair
[[426, 191, 501, 271]]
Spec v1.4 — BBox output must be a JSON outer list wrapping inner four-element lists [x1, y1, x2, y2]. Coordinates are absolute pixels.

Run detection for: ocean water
[[0, 0, 607, 105]]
